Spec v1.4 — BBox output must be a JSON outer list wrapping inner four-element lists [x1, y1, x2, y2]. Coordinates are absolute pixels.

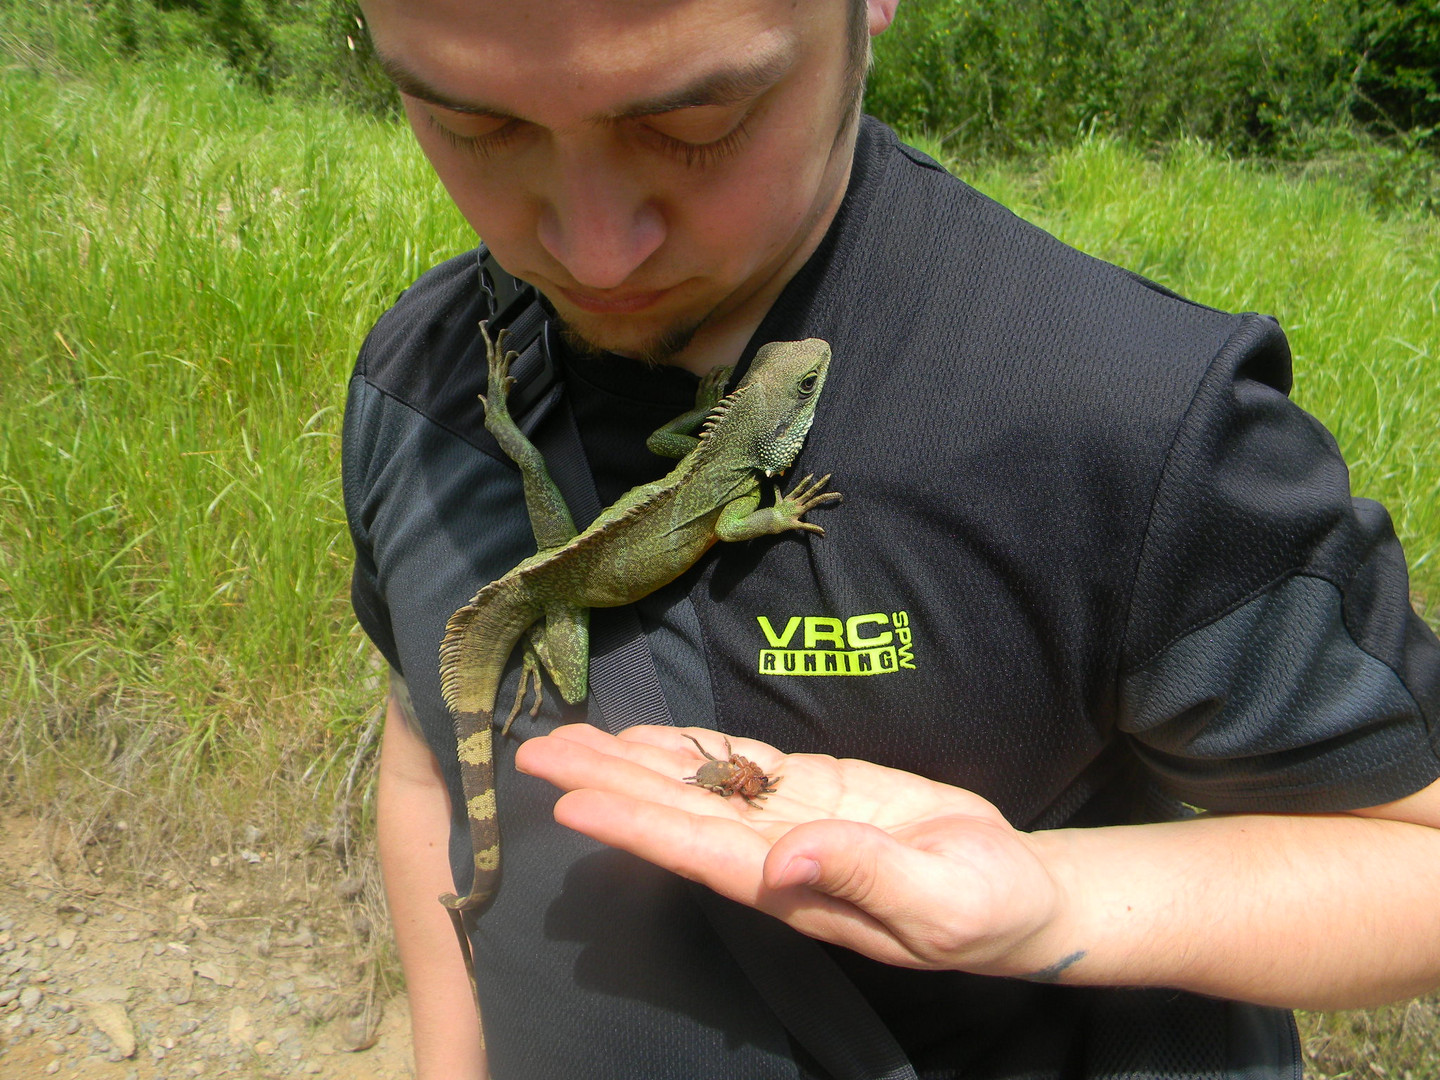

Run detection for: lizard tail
[[439, 709, 501, 912], [436, 580, 540, 913]]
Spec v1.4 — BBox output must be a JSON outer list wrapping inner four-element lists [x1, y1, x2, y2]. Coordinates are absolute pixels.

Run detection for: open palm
[[514, 724, 1066, 974]]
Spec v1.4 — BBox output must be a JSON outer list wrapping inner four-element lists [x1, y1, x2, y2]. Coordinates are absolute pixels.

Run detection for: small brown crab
[[681, 734, 780, 805]]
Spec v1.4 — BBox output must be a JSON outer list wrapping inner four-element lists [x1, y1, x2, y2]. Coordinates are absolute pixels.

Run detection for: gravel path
[[0, 814, 414, 1079]]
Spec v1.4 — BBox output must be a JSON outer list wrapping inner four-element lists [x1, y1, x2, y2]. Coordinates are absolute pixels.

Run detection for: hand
[[514, 724, 1069, 976]]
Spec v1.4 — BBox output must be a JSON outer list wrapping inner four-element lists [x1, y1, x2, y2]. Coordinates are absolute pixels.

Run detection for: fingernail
[[780, 857, 821, 887]]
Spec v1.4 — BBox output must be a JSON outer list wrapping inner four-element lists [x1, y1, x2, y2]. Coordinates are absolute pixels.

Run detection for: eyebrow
[[377, 44, 796, 122]]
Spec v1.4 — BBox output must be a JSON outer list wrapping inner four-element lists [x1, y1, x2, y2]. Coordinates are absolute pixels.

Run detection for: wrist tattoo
[[388, 669, 423, 737], [1022, 949, 1087, 984]]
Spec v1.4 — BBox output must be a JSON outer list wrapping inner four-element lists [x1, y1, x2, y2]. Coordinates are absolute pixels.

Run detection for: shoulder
[[345, 246, 497, 462], [353, 247, 487, 398], [859, 118, 1244, 381]]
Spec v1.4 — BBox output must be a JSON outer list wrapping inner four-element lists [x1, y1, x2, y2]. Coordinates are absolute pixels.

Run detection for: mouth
[[556, 285, 671, 315]]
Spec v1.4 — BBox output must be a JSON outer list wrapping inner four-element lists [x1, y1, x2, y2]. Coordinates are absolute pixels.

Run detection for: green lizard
[[436, 323, 840, 914]]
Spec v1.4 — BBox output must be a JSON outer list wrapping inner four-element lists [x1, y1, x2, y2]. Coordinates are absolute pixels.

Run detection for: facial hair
[[554, 312, 705, 369]]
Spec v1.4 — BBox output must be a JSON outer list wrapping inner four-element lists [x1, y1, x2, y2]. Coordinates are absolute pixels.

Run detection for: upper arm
[[1351, 775, 1440, 829], [382, 669, 448, 791]]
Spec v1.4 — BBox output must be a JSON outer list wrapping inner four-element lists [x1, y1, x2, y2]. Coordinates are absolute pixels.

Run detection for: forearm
[[377, 692, 488, 1080], [1026, 810, 1440, 1010]]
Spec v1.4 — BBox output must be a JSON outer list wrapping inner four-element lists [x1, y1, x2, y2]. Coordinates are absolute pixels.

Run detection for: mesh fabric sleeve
[[1117, 315, 1440, 812], [342, 370, 404, 676]]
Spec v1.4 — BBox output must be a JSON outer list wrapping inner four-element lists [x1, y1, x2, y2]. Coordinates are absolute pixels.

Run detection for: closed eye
[[423, 110, 522, 158], [638, 105, 754, 169]]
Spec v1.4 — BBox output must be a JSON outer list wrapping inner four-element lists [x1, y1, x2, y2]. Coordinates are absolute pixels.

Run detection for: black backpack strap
[[478, 251, 918, 1080]]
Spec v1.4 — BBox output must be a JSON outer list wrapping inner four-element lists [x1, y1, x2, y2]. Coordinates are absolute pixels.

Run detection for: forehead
[[363, 0, 809, 115]]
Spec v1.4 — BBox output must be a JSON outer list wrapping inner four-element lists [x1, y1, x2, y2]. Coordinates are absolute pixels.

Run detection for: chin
[[554, 310, 704, 367]]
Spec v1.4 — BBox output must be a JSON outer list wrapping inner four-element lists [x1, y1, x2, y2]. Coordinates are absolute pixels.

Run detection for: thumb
[[764, 818, 921, 911]]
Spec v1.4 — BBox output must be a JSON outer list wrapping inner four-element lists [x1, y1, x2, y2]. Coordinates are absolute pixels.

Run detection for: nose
[[536, 150, 665, 290]]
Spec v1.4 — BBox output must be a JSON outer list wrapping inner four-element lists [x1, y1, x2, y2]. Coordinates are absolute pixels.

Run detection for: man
[[343, 1, 1440, 1077]]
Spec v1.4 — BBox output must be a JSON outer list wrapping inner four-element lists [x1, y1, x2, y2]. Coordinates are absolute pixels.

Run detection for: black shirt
[[343, 117, 1440, 1079]]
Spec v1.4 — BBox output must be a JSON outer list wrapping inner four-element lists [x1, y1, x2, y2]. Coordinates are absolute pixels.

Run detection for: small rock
[[0, 989, 18, 1007], [44, 1061, 60, 1075], [194, 960, 235, 987], [334, 875, 365, 901], [340, 1015, 376, 1052], [253, 1038, 276, 1055], [55, 928, 77, 950], [88, 1001, 137, 1058], [19, 987, 42, 1011], [227, 1006, 255, 1047]]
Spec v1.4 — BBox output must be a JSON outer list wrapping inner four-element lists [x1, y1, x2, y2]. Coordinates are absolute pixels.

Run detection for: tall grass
[[0, 52, 473, 781]]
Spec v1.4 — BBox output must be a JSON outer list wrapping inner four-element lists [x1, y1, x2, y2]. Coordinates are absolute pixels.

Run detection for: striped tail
[[437, 579, 540, 911], [438, 711, 502, 911]]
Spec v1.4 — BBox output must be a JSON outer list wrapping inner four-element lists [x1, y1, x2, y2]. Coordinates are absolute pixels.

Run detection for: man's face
[[362, 0, 862, 367]]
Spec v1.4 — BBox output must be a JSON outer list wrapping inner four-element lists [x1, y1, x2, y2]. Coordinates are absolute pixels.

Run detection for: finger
[[516, 734, 711, 808], [523, 724, 697, 777], [553, 788, 773, 903]]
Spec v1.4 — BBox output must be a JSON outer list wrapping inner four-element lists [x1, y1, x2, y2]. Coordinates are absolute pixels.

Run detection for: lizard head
[[707, 337, 831, 476]]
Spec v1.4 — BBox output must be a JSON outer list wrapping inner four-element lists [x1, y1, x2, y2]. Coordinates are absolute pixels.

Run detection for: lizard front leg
[[478, 321, 578, 553], [715, 473, 843, 541], [645, 364, 734, 460]]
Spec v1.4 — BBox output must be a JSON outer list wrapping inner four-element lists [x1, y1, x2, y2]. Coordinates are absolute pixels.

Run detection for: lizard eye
[[798, 372, 819, 395]]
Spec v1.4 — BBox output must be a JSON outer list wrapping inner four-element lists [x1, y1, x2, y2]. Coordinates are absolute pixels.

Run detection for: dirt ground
[[0, 813, 414, 1079], [4, 802, 1438, 1080]]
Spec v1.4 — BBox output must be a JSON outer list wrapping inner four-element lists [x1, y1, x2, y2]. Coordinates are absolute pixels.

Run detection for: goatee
[[555, 314, 703, 369]]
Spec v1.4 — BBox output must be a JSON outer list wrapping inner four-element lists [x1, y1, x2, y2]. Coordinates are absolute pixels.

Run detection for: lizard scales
[[437, 327, 839, 913]]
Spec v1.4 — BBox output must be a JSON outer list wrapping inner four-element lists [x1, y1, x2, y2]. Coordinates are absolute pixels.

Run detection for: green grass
[[0, 49, 473, 779], [1, 27, 1438, 1080]]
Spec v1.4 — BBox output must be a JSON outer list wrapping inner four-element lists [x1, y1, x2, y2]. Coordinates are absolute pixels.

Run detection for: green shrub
[[78, 0, 398, 114], [866, 0, 1361, 155], [1351, 0, 1440, 143]]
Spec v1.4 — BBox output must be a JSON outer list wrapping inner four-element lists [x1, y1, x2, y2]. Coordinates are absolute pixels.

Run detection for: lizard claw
[[773, 473, 842, 534]]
